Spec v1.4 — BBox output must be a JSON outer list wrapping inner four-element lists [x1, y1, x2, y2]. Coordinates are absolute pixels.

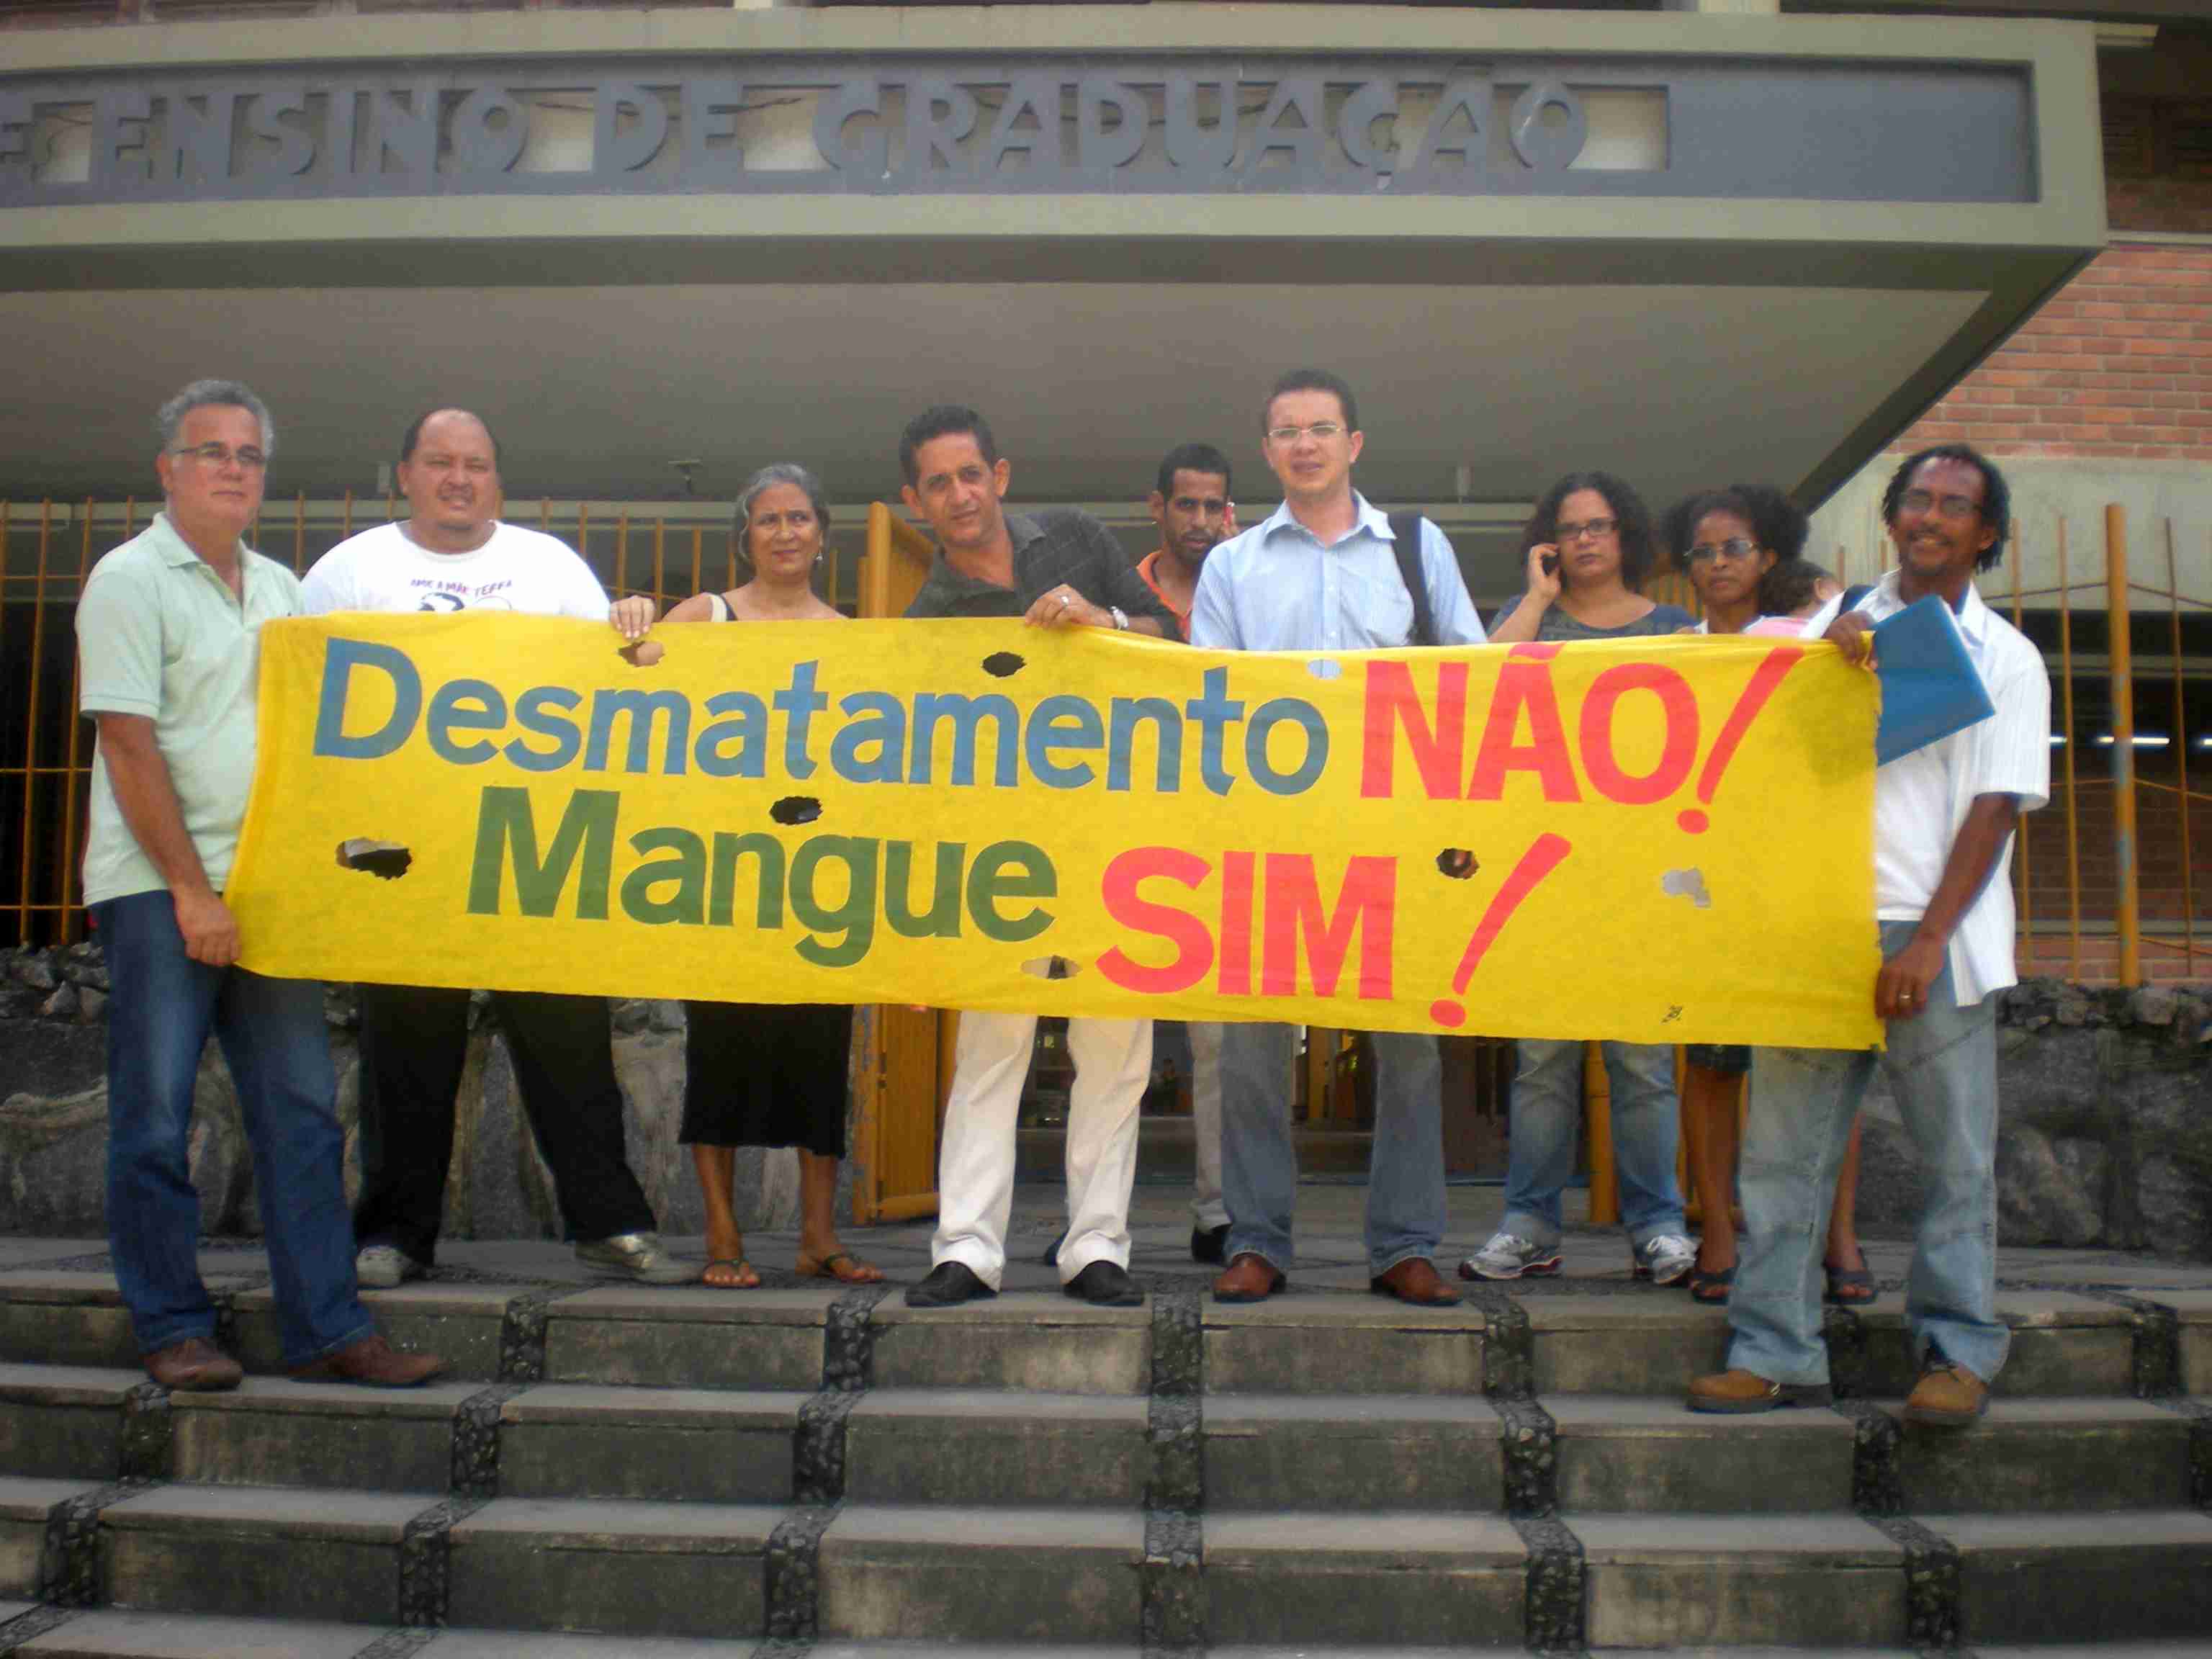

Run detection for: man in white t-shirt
[[1691, 444, 2050, 1429], [303, 408, 688, 1287]]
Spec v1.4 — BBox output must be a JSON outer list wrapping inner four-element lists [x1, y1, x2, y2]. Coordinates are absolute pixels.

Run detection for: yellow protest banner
[[228, 614, 1882, 1047]]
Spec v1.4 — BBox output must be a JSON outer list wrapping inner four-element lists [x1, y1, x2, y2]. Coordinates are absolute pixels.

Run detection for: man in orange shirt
[[1136, 443, 1236, 642], [1143, 442, 1235, 1259]]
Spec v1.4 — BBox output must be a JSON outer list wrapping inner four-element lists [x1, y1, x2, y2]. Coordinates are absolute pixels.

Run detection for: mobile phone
[[1541, 552, 1560, 577]]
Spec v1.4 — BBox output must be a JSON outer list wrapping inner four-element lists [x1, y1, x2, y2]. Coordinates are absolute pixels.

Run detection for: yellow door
[[850, 504, 953, 1223]]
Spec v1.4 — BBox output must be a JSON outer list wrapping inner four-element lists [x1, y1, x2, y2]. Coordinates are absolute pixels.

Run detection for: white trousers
[[1188, 1020, 1228, 1230], [931, 1012, 1151, 1289]]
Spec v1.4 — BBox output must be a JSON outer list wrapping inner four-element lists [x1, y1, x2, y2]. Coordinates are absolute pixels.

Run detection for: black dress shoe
[[904, 1262, 997, 1308], [1064, 1260, 1144, 1306], [1041, 1229, 1066, 1267], [1190, 1224, 1230, 1265]]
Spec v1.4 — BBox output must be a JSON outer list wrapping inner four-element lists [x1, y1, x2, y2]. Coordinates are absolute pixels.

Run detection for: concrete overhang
[[0, 5, 2105, 593]]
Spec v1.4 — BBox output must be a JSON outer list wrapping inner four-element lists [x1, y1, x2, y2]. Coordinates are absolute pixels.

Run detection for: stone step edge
[[9, 1372, 2208, 1529], [0, 1285, 2181, 1399]]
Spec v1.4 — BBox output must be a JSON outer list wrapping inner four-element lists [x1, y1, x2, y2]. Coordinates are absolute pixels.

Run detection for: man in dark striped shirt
[[896, 404, 1171, 1310]]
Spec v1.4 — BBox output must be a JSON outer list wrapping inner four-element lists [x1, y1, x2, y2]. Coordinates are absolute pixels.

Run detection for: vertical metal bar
[[123, 497, 135, 537], [540, 498, 551, 534], [651, 518, 665, 615], [341, 489, 354, 542], [2105, 504, 2139, 986], [58, 500, 94, 943], [2010, 517, 2031, 963], [690, 526, 703, 598], [2057, 518, 2080, 979], [19, 501, 52, 940], [613, 511, 629, 602], [2176, 526, 2194, 968], [728, 518, 739, 594], [2170, 521, 2193, 966], [577, 503, 591, 585], [292, 490, 307, 574]]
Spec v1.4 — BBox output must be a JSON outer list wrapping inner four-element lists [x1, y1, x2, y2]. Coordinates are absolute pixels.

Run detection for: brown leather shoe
[[143, 1336, 242, 1393], [1370, 1256, 1462, 1305], [1905, 1356, 1989, 1427], [1212, 1252, 1287, 1303], [290, 1334, 445, 1388], [1687, 1367, 1833, 1413]]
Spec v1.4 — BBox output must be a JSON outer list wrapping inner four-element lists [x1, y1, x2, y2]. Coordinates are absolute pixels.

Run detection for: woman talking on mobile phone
[[1463, 471, 1697, 1288]]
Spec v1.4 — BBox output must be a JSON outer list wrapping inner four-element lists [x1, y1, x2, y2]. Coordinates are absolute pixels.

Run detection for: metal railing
[[4, 498, 2206, 984], [1825, 503, 2210, 986]]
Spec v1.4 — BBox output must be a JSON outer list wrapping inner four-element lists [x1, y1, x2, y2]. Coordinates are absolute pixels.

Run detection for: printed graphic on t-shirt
[[410, 577, 516, 612]]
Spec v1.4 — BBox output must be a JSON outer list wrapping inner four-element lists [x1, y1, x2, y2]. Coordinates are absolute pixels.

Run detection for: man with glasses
[[76, 379, 442, 1390], [1190, 368, 1485, 1307], [303, 408, 689, 1290], [1692, 444, 2049, 1427]]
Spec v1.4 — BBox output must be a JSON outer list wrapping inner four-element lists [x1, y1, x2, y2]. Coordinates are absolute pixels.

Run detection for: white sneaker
[[354, 1243, 426, 1289], [1633, 1233, 1696, 1286], [1460, 1231, 1563, 1282], [575, 1231, 696, 1286]]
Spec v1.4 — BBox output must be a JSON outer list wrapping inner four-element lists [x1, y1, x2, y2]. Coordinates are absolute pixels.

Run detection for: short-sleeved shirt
[[903, 508, 1177, 626], [1489, 593, 1695, 641], [1804, 570, 2051, 1007], [1190, 495, 1487, 653], [302, 520, 609, 619], [76, 512, 304, 904]]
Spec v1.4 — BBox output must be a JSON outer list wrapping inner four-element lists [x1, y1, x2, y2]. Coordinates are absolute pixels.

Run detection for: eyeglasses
[[1687, 537, 1759, 564], [1897, 487, 1982, 522], [169, 443, 267, 471], [1555, 516, 1617, 544], [1264, 422, 1346, 444]]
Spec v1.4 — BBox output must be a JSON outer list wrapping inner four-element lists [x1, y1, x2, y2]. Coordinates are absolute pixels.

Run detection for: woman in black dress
[[653, 464, 880, 1289]]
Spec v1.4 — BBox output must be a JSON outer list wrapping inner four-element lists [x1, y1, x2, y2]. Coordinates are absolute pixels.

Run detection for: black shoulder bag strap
[[1387, 511, 1435, 647], [1838, 583, 1875, 614]]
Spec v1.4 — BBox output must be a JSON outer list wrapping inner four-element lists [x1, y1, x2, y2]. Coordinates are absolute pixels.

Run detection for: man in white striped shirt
[[1691, 445, 2050, 1429]]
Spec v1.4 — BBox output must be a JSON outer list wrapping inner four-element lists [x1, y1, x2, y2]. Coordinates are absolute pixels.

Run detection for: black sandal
[[1823, 1263, 1876, 1305], [1688, 1265, 1735, 1304]]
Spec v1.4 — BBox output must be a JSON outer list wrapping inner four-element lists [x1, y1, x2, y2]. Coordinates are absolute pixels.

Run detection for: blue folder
[[1871, 595, 1995, 765]]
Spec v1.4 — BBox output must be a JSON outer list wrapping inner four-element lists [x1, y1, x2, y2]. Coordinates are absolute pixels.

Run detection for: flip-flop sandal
[[1823, 1264, 1876, 1305], [702, 1257, 760, 1290], [1688, 1266, 1735, 1304], [797, 1252, 883, 1285]]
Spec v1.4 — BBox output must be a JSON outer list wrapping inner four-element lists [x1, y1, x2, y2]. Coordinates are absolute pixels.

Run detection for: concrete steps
[[1, 1260, 2208, 1653]]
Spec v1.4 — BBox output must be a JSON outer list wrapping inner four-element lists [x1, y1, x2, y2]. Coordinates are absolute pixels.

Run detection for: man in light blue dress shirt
[[1190, 369, 1485, 1306]]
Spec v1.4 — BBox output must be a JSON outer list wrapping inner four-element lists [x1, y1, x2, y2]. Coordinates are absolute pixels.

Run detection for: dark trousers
[[353, 984, 657, 1264]]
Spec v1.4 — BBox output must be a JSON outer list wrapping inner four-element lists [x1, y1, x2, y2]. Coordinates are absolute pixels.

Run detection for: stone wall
[[0, 944, 811, 1243], [4, 944, 2208, 1259], [1853, 979, 2212, 1258]]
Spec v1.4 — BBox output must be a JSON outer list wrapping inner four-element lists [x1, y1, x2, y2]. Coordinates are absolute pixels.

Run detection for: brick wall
[[1897, 244, 2212, 467]]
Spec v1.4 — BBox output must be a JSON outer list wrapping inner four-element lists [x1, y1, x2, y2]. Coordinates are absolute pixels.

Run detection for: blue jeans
[[1220, 1023, 1446, 1277], [99, 891, 373, 1370], [1727, 920, 2008, 1386], [1500, 1039, 1685, 1248]]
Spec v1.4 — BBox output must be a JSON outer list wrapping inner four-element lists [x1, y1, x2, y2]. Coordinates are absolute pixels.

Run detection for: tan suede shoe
[[1686, 1367, 1833, 1413], [144, 1336, 242, 1393], [1905, 1357, 1989, 1427]]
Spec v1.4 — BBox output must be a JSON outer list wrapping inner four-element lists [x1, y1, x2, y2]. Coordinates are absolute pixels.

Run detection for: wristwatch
[[1110, 606, 1130, 630]]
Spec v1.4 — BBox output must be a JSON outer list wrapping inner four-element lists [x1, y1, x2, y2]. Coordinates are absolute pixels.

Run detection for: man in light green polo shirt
[[77, 378, 441, 1393]]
